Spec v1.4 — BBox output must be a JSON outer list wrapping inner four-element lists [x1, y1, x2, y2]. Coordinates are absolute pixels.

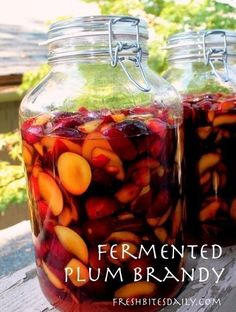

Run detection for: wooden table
[[1, 223, 236, 312]]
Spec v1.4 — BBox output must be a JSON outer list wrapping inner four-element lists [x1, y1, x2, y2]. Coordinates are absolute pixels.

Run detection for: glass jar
[[20, 16, 184, 312], [164, 30, 236, 246]]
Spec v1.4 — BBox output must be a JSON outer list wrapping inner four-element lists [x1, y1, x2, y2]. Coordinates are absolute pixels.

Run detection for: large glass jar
[[164, 30, 236, 246], [20, 16, 184, 312]]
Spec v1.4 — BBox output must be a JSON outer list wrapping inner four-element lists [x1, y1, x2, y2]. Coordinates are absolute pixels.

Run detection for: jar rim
[[166, 29, 236, 50], [165, 29, 236, 63], [43, 15, 148, 45]]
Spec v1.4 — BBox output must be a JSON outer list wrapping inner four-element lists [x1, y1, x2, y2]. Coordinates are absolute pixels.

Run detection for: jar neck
[[47, 36, 148, 65], [44, 16, 150, 92], [51, 54, 151, 93], [46, 16, 148, 65], [50, 55, 149, 68]]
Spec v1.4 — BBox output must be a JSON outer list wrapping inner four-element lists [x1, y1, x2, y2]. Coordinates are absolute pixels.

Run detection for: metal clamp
[[108, 17, 151, 92], [203, 30, 229, 82]]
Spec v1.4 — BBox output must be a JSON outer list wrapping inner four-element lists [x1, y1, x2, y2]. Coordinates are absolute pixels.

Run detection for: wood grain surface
[[0, 22, 47, 77]]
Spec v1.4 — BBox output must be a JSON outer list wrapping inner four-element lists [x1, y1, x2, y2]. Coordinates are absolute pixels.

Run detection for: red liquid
[[22, 104, 183, 311], [183, 93, 236, 245]]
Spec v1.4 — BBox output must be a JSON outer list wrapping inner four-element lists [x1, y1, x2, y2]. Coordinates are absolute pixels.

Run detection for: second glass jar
[[165, 29, 236, 245]]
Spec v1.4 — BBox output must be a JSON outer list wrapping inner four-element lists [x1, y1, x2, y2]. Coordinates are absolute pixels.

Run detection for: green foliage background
[[0, 132, 26, 213], [0, 0, 235, 213], [20, 0, 236, 92], [84, 0, 235, 73]]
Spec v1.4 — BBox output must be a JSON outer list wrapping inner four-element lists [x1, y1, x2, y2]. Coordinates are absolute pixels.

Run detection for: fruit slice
[[116, 215, 144, 232], [85, 196, 118, 220], [146, 118, 167, 137], [33, 143, 44, 156], [131, 185, 152, 213], [47, 239, 72, 270], [82, 132, 112, 161], [92, 147, 125, 180], [213, 114, 236, 126], [59, 187, 79, 222], [58, 207, 73, 226], [22, 120, 42, 144], [55, 225, 88, 264], [61, 139, 82, 154], [65, 258, 89, 287], [44, 139, 69, 160], [198, 153, 221, 175], [115, 183, 141, 204], [41, 137, 82, 155], [22, 141, 33, 167], [150, 189, 170, 217], [91, 154, 110, 167], [115, 242, 138, 262], [57, 152, 92, 195], [102, 128, 137, 161], [106, 231, 141, 244], [83, 217, 116, 244], [89, 247, 109, 272], [29, 175, 40, 201], [132, 157, 160, 171], [132, 167, 150, 187], [32, 158, 42, 178], [149, 138, 164, 159], [200, 171, 212, 185], [37, 200, 49, 221], [117, 212, 135, 221], [219, 101, 235, 111], [199, 200, 221, 222], [78, 119, 102, 133], [41, 136, 57, 149], [34, 114, 51, 126], [114, 281, 157, 299], [154, 226, 168, 243], [115, 120, 149, 137], [42, 261, 65, 290], [215, 129, 230, 143], [111, 113, 125, 123], [207, 111, 215, 122], [171, 199, 182, 238], [147, 207, 172, 227], [38, 172, 63, 216], [197, 126, 212, 140]]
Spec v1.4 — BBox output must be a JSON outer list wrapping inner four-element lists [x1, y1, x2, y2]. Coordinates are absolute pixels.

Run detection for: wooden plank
[[0, 264, 54, 312], [163, 246, 236, 312], [0, 64, 45, 76], [0, 22, 47, 77], [0, 74, 22, 86]]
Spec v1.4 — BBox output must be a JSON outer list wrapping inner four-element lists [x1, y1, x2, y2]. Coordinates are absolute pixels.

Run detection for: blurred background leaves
[[20, 0, 236, 93], [0, 132, 26, 213], [85, 0, 236, 73]]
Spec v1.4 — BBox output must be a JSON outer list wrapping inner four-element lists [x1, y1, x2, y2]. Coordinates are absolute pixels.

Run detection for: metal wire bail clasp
[[108, 17, 151, 92], [203, 30, 229, 82]]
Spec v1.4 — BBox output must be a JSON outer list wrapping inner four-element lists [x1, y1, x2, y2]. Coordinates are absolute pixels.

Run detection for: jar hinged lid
[[108, 16, 151, 92], [42, 15, 151, 92], [203, 30, 229, 82], [167, 29, 236, 82]]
